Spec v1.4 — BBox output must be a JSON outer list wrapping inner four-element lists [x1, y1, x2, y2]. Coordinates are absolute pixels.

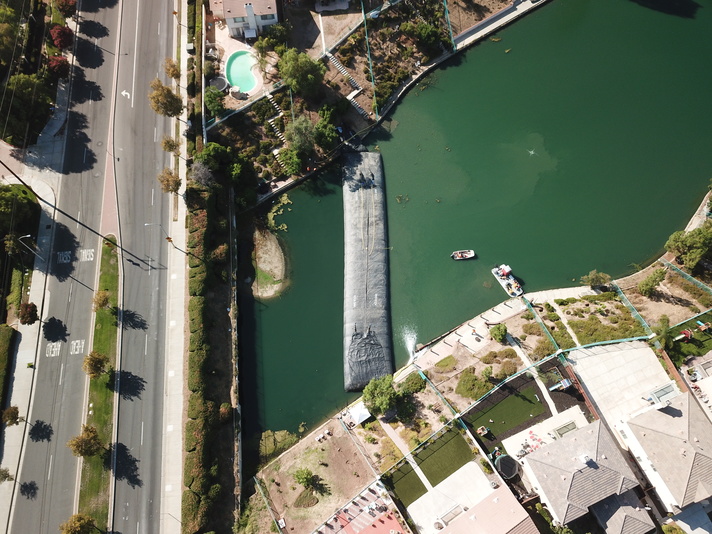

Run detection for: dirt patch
[[257, 419, 375, 533], [252, 227, 287, 299]]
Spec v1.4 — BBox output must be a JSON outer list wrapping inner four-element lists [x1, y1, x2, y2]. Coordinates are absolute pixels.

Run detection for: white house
[[214, 0, 279, 39]]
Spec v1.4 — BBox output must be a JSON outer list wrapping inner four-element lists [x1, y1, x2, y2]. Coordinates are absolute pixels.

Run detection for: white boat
[[451, 250, 476, 260], [492, 264, 523, 297]]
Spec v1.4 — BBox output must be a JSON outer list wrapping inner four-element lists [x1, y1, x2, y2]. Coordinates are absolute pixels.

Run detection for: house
[[522, 420, 654, 534], [619, 392, 712, 515], [215, 0, 279, 39]]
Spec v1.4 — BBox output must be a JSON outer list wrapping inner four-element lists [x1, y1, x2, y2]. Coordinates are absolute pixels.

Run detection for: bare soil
[[252, 226, 287, 299], [257, 419, 375, 533]]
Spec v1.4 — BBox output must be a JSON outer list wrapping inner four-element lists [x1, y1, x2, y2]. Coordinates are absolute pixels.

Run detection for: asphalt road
[[110, 0, 174, 530], [10, 0, 122, 531], [10, 0, 174, 531]]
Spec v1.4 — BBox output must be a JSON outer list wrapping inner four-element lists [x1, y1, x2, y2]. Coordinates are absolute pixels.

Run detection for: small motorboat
[[451, 250, 476, 260]]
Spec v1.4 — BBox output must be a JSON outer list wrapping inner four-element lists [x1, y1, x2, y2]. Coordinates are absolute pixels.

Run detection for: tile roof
[[525, 420, 639, 524], [626, 392, 712, 508], [590, 490, 656, 534]]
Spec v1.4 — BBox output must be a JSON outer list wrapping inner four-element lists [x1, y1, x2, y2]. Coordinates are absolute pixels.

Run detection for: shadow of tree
[[19, 481, 38, 499], [79, 18, 109, 39], [28, 420, 53, 442], [71, 68, 104, 104], [105, 442, 142, 488], [107, 369, 146, 400], [79, 0, 119, 12], [74, 36, 105, 69], [63, 110, 96, 173], [42, 317, 68, 342], [111, 308, 148, 330], [312, 475, 331, 496]]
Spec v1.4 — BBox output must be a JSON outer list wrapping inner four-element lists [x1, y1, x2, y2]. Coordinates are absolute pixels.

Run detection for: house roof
[[525, 420, 639, 525], [590, 490, 656, 534], [223, 0, 277, 18], [626, 392, 712, 508]]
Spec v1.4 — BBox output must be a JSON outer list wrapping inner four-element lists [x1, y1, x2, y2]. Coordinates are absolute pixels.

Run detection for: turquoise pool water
[[225, 51, 257, 92]]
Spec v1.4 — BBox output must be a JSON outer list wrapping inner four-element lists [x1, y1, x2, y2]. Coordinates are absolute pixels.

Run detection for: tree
[[67, 425, 104, 457], [190, 161, 216, 188], [638, 268, 666, 297], [19, 302, 38, 325], [277, 48, 326, 97], [580, 269, 611, 289], [59, 513, 96, 534], [48, 56, 70, 79], [490, 323, 507, 343], [293, 467, 315, 490], [0, 467, 13, 482], [82, 351, 109, 379], [285, 116, 315, 156], [665, 222, 712, 270], [161, 135, 180, 155], [314, 116, 338, 151], [55, 0, 77, 17], [362, 375, 397, 416], [0, 6, 19, 70], [194, 142, 233, 172], [157, 168, 181, 193], [92, 290, 110, 311], [3, 232, 19, 255], [148, 78, 183, 117], [50, 25, 74, 50], [2, 406, 19, 426], [653, 315, 674, 352], [163, 58, 180, 81], [204, 86, 226, 117], [278, 148, 301, 176]]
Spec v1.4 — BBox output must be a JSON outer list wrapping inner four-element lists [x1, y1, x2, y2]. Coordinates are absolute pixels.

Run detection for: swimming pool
[[225, 51, 258, 92]]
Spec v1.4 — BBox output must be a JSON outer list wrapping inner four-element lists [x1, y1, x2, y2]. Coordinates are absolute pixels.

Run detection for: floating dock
[[342, 152, 394, 391]]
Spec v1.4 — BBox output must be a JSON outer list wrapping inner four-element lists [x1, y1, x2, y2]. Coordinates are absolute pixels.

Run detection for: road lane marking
[[158, 22, 160, 35], [68, 283, 73, 302], [77, 211, 80, 228], [144, 333, 148, 355], [59, 363, 64, 385], [70, 339, 86, 355], [154, 126, 157, 142], [56, 250, 72, 263], [151, 188, 154, 206], [83, 147, 87, 163], [141, 422, 144, 445], [79, 248, 95, 261], [47, 455, 53, 480], [46, 342, 61, 358]]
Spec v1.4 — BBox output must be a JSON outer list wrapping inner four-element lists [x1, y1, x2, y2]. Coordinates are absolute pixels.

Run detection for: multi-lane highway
[[9, 0, 176, 530]]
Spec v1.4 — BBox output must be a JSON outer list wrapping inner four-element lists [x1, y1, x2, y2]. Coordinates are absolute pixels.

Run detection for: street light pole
[[144, 223, 177, 248], [17, 234, 45, 262]]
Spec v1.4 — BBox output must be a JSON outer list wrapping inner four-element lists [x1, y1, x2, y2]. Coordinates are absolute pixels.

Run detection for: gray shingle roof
[[526, 420, 639, 524], [627, 392, 712, 508], [590, 490, 656, 534]]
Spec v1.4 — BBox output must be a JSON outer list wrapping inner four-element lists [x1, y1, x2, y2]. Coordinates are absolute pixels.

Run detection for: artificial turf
[[415, 427, 474, 487]]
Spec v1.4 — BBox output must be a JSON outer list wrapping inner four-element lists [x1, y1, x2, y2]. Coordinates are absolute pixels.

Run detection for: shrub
[[185, 418, 203, 452], [55, 0, 78, 17], [189, 275, 205, 296], [0, 325, 16, 408], [546, 312, 560, 322], [19, 302, 38, 325], [479, 457, 493, 474], [638, 268, 666, 297], [495, 360, 518, 380], [480, 351, 496, 365], [490, 324, 507, 343], [544, 303, 555, 313], [521, 311, 534, 320], [182, 490, 201, 532], [455, 367, 491, 399], [399, 372, 426, 395], [48, 56, 70, 79]]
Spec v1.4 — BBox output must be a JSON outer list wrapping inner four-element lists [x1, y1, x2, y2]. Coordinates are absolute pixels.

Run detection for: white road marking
[[144, 334, 148, 355], [83, 147, 87, 163], [154, 127, 157, 142], [158, 22, 160, 35], [94, 38, 98, 51], [68, 284, 73, 302], [141, 422, 144, 445], [59, 363, 64, 385], [77, 211, 80, 229], [151, 188, 154, 206], [47, 455, 53, 480]]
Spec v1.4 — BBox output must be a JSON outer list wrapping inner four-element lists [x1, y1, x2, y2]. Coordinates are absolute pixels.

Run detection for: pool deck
[[210, 21, 266, 98]]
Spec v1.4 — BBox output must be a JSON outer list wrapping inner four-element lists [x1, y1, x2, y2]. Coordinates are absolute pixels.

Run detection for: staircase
[[326, 52, 361, 90]]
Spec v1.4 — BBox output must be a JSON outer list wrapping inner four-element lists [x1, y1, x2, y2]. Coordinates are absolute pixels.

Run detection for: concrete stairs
[[326, 52, 361, 90]]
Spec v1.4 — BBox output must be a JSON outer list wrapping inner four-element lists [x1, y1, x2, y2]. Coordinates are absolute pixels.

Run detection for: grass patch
[[434, 355, 456, 372], [255, 267, 280, 287], [548, 321, 576, 349], [463, 385, 546, 445], [293, 488, 318, 508], [415, 427, 474, 487], [376, 435, 401, 472], [568, 313, 645, 345], [383, 461, 427, 508], [78, 237, 119, 526], [667, 310, 712, 366], [7, 265, 27, 313]]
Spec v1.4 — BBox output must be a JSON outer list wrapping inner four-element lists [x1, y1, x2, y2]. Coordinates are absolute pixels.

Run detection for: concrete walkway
[[377, 417, 433, 491]]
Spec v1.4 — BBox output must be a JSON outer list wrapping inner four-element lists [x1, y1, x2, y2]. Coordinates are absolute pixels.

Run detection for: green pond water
[[239, 0, 712, 446]]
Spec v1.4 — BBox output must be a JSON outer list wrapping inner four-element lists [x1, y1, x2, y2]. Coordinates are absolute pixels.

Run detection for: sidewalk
[[158, 2, 187, 531]]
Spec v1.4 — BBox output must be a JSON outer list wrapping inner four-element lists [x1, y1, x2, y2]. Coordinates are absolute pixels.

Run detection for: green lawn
[[667, 310, 712, 366], [462, 385, 546, 446], [78, 238, 119, 526], [415, 427, 474, 487], [384, 461, 427, 509]]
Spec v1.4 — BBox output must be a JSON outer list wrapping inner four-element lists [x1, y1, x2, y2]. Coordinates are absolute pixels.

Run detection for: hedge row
[[0, 324, 16, 409], [182, 188, 225, 534]]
